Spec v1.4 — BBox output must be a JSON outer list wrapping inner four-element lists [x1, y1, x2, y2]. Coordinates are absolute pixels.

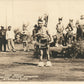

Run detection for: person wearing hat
[[35, 19, 52, 67], [78, 15, 84, 39], [6, 26, 16, 52], [0, 26, 7, 52], [56, 17, 64, 47]]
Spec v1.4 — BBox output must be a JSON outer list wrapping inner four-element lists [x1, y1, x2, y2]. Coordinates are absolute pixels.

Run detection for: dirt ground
[[0, 43, 84, 81]]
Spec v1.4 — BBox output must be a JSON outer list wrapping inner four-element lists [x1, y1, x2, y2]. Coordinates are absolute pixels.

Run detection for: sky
[[0, 0, 84, 35]]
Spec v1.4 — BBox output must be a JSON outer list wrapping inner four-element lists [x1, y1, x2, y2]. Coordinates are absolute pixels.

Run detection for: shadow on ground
[[14, 62, 38, 66]]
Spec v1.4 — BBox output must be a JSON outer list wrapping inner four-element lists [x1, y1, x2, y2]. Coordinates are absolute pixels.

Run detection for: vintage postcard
[[0, 0, 84, 83]]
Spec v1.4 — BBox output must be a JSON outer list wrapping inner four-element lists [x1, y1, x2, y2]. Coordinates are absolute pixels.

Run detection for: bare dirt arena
[[0, 44, 84, 81]]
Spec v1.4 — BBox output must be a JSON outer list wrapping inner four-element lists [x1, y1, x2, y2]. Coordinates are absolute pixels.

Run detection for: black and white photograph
[[0, 0, 84, 82]]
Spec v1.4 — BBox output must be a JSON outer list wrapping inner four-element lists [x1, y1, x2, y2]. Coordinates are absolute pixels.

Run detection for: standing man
[[0, 26, 7, 52], [6, 26, 16, 52], [56, 17, 64, 47]]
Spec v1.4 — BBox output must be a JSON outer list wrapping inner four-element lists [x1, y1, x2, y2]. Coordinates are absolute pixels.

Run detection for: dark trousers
[[0, 39, 6, 52], [62, 34, 67, 46]]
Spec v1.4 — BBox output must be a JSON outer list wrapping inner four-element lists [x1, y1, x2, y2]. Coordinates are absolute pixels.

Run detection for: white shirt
[[6, 30, 15, 40]]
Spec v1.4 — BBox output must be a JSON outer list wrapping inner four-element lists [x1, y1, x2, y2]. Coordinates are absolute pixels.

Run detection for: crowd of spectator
[[0, 14, 84, 53]]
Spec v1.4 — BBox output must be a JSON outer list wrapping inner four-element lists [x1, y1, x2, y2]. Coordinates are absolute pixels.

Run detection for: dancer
[[35, 19, 52, 67]]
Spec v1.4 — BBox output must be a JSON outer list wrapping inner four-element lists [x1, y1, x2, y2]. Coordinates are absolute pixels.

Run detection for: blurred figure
[[50, 35, 57, 47], [76, 20, 82, 41], [21, 24, 31, 52], [56, 17, 64, 47], [15, 33, 21, 43], [38, 16, 43, 23], [66, 19, 74, 44], [0, 26, 7, 52], [43, 14, 48, 27], [72, 24, 77, 43], [62, 27, 67, 46], [32, 24, 39, 56], [6, 26, 16, 52], [78, 15, 84, 40], [32, 24, 38, 41]]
